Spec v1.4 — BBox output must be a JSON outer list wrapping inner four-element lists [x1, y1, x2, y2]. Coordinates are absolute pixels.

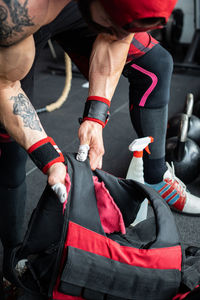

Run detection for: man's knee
[[123, 44, 173, 109]]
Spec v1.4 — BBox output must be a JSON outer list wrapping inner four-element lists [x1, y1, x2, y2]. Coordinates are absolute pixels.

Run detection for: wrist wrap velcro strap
[[27, 137, 64, 174], [82, 96, 110, 128]]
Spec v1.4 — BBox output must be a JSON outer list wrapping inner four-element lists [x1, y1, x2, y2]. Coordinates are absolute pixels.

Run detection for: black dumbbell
[[167, 93, 200, 146], [166, 114, 200, 184]]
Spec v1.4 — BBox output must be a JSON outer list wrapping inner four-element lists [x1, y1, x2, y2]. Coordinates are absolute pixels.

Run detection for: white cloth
[[76, 144, 90, 162], [51, 183, 67, 203]]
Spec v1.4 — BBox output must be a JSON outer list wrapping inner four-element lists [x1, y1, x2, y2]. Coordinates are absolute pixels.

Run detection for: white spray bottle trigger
[[128, 136, 154, 153]]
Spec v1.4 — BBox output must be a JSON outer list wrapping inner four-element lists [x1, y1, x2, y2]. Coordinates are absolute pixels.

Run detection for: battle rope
[[36, 52, 72, 114]]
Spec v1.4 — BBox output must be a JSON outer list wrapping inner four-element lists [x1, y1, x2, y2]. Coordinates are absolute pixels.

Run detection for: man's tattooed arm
[[10, 93, 42, 132], [0, 0, 34, 45]]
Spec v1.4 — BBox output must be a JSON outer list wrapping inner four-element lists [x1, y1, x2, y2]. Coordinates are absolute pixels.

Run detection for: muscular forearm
[[88, 33, 134, 101], [0, 18, 67, 202], [77, 33, 133, 170], [0, 81, 67, 201], [0, 81, 47, 149]]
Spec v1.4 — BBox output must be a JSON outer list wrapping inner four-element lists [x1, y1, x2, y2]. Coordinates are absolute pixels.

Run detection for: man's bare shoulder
[[0, 0, 70, 46]]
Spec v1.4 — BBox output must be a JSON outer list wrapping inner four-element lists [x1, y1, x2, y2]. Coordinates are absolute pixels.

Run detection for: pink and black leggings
[[123, 43, 174, 184]]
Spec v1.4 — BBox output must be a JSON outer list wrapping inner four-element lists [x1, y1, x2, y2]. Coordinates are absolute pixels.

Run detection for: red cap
[[100, 0, 177, 31]]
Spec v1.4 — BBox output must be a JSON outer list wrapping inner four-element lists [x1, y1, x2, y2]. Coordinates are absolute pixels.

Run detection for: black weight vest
[[13, 153, 186, 300]]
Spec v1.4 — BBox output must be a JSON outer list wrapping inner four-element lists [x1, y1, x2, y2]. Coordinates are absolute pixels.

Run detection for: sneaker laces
[[166, 162, 186, 196]]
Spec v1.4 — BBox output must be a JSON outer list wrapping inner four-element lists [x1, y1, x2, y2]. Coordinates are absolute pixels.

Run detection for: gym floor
[[1, 41, 200, 270]]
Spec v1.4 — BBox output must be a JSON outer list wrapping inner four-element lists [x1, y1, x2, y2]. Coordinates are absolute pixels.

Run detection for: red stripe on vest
[[53, 292, 83, 300], [53, 227, 84, 300], [53, 221, 182, 299], [66, 221, 182, 271], [172, 285, 200, 300]]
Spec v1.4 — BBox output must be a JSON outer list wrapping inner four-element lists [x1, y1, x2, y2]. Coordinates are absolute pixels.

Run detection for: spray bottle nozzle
[[129, 137, 154, 155], [145, 145, 151, 154]]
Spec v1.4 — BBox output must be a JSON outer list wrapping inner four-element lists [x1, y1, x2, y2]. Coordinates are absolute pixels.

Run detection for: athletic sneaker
[[147, 162, 200, 214], [3, 259, 28, 300]]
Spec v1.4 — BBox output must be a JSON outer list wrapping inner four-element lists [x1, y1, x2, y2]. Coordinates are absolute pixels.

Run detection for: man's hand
[[47, 162, 67, 204], [77, 120, 104, 170]]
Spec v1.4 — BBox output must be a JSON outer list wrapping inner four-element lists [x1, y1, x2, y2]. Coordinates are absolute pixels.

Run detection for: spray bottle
[[126, 136, 154, 226]]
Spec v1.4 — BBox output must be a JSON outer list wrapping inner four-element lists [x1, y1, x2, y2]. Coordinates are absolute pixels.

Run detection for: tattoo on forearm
[[10, 93, 42, 132], [0, 0, 34, 43]]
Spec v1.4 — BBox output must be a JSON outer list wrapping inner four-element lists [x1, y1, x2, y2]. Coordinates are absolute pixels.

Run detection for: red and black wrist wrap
[[27, 137, 65, 174], [82, 96, 110, 128]]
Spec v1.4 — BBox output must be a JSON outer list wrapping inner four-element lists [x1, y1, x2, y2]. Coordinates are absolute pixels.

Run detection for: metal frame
[[175, 0, 200, 70]]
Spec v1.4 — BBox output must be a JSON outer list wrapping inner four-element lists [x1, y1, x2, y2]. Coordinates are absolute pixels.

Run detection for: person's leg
[[0, 62, 36, 284], [123, 39, 200, 214], [0, 136, 27, 281], [123, 43, 172, 184]]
